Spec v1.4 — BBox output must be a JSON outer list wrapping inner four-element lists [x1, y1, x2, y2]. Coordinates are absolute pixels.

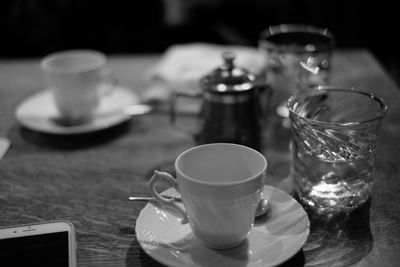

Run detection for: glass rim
[[260, 24, 335, 53], [287, 86, 388, 126]]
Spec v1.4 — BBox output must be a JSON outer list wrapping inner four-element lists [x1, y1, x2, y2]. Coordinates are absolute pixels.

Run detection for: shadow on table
[[125, 242, 164, 267], [280, 250, 305, 267], [14, 120, 132, 150], [302, 198, 373, 266], [132, 240, 305, 267]]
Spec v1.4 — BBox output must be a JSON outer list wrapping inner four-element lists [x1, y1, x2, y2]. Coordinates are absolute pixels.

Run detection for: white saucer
[[135, 185, 310, 267], [15, 86, 140, 134]]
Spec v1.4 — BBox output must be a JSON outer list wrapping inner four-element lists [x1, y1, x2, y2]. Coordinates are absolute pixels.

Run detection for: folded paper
[[143, 43, 266, 102]]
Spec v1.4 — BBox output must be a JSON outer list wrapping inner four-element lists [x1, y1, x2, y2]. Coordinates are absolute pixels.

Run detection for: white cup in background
[[40, 50, 115, 125], [149, 143, 267, 250]]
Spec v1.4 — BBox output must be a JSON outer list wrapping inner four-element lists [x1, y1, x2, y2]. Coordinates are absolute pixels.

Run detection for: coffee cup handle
[[99, 68, 117, 96], [149, 170, 189, 224]]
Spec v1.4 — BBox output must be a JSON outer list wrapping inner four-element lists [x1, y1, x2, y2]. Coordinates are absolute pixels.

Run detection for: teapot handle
[[170, 91, 202, 137]]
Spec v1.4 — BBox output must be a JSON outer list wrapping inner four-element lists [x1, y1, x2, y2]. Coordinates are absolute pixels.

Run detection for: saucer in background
[[15, 86, 140, 134]]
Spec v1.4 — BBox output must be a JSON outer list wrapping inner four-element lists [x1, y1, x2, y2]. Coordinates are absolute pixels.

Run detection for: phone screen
[[0, 231, 70, 267]]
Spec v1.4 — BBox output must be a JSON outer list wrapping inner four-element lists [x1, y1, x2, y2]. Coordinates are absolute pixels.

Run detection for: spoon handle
[[128, 195, 182, 202], [130, 196, 269, 218], [123, 104, 152, 116], [0, 137, 11, 161]]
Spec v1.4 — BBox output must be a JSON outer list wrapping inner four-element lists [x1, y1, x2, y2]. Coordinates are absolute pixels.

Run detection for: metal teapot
[[171, 51, 271, 151]]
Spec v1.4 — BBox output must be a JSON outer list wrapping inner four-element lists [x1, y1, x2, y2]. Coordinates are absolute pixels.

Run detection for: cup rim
[[287, 85, 388, 126], [40, 49, 107, 73], [175, 143, 267, 187], [260, 24, 335, 53]]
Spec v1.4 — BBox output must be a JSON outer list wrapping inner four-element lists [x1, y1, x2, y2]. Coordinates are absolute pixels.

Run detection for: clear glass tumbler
[[259, 24, 335, 118], [287, 86, 388, 213]]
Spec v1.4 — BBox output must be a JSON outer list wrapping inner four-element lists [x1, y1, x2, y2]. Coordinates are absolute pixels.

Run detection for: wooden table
[[1, 49, 399, 266]]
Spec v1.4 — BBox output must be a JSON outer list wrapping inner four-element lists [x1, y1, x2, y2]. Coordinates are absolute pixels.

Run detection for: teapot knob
[[222, 51, 235, 69]]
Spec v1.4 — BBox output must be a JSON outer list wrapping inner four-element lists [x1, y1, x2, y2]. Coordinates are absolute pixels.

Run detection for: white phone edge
[[0, 220, 77, 267]]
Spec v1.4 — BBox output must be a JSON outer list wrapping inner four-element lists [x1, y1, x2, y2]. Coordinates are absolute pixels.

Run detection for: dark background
[[1, 0, 398, 83]]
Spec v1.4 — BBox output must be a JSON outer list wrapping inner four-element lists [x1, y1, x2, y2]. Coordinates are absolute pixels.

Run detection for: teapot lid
[[200, 51, 256, 94]]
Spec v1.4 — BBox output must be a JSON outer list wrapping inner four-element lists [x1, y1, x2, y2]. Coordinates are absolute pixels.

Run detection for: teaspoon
[[52, 104, 153, 127], [129, 196, 269, 218], [101, 103, 152, 117], [122, 104, 152, 116]]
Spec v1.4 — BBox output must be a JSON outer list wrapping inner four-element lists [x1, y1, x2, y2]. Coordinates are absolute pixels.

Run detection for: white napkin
[[142, 43, 266, 102]]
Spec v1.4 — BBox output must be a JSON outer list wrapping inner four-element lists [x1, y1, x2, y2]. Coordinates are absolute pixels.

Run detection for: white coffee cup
[[40, 50, 115, 124], [149, 143, 267, 250]]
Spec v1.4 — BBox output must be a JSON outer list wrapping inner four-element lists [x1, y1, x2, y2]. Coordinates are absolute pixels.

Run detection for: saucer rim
[[15, 86, 140, 135], [135, 185, 310, 267]]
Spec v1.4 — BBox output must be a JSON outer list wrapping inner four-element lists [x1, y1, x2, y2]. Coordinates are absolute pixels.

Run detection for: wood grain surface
[[1, 50, 399, 266]]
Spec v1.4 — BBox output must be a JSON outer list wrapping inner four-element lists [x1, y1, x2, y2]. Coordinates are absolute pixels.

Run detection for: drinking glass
[[287, 86, 387, 213], [259, 24, 335, 118]]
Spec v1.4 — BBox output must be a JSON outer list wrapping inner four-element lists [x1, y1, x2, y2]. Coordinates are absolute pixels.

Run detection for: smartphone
[[0, 220, 77, 267]]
